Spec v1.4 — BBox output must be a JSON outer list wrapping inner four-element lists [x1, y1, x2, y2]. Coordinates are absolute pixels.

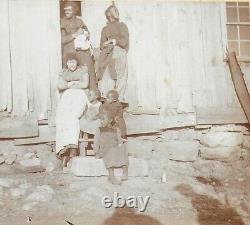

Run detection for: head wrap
[[64, 1, 79, 15], [105, 5, 119, 21], [65, 52, 79, 65]]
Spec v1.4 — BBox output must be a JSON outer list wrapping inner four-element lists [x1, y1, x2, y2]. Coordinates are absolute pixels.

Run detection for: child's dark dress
[[93, 127, 128, 169]]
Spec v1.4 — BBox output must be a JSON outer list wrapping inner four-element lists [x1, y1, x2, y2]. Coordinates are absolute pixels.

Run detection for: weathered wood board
[[228, 52, 250, 123], [0, 116, 38, 139], [14, 125, 55, 146]]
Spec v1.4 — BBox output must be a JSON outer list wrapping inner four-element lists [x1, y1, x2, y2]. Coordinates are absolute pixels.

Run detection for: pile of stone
[[198, 124, 248, 161], [0, 177, 55, 211], [0, 142, 60, 173]]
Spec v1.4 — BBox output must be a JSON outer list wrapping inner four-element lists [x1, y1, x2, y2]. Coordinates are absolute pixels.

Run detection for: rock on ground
[[23, 152, 36, 159], [10, 188, 26, 198], [26, 185, 54, 202], [200, 132, 243, 147], [0, 178, 14, 188], [16, 158, 45, 173], [5, 154, 16, 165], [125, 139, 153, 159], [19, 183, 32, 189], [199, 146, 241, 160], [22, 202, 38, 211], [71, 157, 149, 177], [153, 141, 199, 162]]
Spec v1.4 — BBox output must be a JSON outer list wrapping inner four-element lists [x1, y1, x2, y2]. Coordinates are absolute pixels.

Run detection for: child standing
[[99, 90, 127, 139], [93, 109, 128, 185]]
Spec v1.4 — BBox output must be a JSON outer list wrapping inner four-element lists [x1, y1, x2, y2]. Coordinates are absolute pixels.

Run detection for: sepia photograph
[[0, 0, 250, 224]]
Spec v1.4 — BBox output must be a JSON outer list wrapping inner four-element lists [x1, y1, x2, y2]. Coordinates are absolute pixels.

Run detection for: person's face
[[64, 7, 74, 19], [67, 59, 78, 71], [106, 93, 115, 104], [106, 11, 115, 23]]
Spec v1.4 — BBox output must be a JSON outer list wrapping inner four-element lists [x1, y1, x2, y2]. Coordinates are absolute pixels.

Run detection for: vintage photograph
[[0, 0, 250, 224]]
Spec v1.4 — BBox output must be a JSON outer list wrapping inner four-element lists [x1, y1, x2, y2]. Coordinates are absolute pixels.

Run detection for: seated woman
[[56, 53, 89, 167]]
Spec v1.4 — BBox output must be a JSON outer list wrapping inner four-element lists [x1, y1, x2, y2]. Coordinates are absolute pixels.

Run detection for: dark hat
[[105, 5, 119, 21], [106, 90, 119, 101], [65, 52, 79, 64], [64, 1, 79, 13]]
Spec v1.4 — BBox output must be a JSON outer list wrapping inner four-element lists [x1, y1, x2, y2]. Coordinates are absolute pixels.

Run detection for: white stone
[[19, 183, 32, 189], [17, 158, 45, 173], [22, 202, 38, 211], [71, 157, 107, 177], [162, 129, 198, 141], [200, 132, 243, 147], [5, 154, 16, 165], [38, 152, 60, 172], [0, 178, 13, 188], [153, 141, 199, 162], [125, 139, 153, 159], [23, 152, 36, 159], [10, 188, 26, 198], [178, 129, 197, 141], [0, 157, 5, 165], [26, 186, 53, 202], [200, 146, 241, 160], [168, 141, 199, 161], [71, 156, 149, 177], [36, 185, 54, 194]]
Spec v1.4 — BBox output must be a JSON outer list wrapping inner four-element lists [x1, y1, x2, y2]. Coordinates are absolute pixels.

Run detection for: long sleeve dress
[[61, 16, 96, 90], [93, 127, 128, 169]]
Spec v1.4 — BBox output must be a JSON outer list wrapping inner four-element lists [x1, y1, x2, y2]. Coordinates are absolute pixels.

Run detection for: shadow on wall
[[101, 207, 163, 225], [175, 183, 245, 225]]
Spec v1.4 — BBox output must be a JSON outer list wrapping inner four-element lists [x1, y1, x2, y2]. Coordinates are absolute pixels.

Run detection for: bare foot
[[108, 176, 121, 185]]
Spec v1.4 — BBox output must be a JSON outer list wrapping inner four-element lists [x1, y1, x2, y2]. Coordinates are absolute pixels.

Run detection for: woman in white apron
[[56, 53, 89, 167]]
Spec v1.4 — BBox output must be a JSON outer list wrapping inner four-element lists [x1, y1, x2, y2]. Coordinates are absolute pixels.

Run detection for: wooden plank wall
[[0, 1, 247, 125], [83, 1, 246, 123], [0, 0, 12, 112], [1, 0, 62, 121]]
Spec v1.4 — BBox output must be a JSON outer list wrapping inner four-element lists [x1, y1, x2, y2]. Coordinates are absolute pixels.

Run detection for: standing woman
[[61, 1, 96, 90], [97, 5, 129, 101], [56, 53, 89, 167]]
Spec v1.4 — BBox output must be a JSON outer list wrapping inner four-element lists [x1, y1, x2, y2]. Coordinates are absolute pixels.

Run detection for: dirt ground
[[1, 124, 250, 225], [0, 151, 250, 225]]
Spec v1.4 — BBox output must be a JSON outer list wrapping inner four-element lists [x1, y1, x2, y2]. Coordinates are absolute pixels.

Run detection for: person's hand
[[67, 81, 80, 88], [67, 81, 78, 86], [103, 39, 116, 47]]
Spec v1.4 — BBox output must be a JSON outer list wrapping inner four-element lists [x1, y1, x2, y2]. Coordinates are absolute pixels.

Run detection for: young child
[[93, 109, 128, 185], [80, 89, 102, 135], [99, 90, 127, 139]]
